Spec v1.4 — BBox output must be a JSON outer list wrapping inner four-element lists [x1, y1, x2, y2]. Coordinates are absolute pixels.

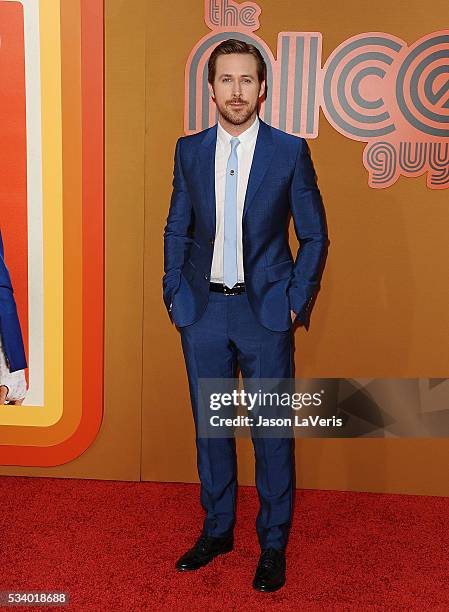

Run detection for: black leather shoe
[[175, 532, 234, 571], [252, 548, 286, 592]]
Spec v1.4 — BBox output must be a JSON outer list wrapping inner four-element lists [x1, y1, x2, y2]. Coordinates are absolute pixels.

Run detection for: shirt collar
[[217, 115, 259, 147]]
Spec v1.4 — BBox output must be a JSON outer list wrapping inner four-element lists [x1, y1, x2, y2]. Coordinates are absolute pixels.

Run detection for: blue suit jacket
[[0, 229, 27, 372], [163, 119, 328, 332]]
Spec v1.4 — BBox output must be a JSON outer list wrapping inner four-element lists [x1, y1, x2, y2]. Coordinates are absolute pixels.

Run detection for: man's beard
[[216, 97, 258, 125]]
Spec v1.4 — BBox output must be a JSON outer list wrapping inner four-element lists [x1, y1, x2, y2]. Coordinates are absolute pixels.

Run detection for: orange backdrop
[[142, 0, 449, 495], [1, 0, 449, 497]]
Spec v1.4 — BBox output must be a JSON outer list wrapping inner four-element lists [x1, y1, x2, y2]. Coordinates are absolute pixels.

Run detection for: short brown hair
[[208, 39, 266, 85]]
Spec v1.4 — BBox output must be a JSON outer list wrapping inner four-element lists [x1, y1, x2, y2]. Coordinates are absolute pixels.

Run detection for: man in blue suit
[[163, 39, 327, 592], [0, 227, 28, 404]]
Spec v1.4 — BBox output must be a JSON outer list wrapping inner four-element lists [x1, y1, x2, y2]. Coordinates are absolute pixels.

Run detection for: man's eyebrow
[[217, 73, 255, 78]]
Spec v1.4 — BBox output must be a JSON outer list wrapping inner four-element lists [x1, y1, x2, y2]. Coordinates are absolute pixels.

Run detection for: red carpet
[[0, 476, 448, 611]]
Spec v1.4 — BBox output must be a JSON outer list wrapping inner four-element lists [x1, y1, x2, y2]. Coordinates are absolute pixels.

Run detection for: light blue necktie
[[223, 137, 240, 288]]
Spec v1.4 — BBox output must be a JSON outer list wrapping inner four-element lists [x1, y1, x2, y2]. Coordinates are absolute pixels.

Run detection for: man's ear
[[259, 80, 266, 99], [208, 82, 215, 100]]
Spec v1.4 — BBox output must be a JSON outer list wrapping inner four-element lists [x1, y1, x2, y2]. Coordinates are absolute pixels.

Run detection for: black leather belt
[[209, 282, 246, 295]]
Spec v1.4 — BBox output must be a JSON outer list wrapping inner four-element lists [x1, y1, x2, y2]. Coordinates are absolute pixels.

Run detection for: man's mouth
[[228, 100, 246, 107]]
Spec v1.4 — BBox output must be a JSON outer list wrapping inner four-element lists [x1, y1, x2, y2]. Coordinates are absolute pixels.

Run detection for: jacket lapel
[[243, 119, 275, 221], [197, 124, 217, 235], [196, 119, 275, 231]]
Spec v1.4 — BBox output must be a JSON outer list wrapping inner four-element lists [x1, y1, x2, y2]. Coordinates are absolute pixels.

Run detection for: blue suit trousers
[[179, 289, 294, 551]]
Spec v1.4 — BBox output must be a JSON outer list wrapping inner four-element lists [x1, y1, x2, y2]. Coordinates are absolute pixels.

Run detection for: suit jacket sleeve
[[288, 138, 328, 327], [162, 137, 194, 317], [0, 253, 28, 372]]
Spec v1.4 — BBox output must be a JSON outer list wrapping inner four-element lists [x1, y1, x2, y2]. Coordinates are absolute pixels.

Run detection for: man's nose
[[232, 80, 241, 96]]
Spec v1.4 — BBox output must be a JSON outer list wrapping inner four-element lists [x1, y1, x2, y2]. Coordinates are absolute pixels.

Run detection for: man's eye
[[223, 78, 231, 82], [242, 79, 251, 84]]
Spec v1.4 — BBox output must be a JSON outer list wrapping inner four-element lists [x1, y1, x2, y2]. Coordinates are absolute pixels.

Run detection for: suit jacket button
[[209, 238, 214, 245], [204, 274, 208, 280]]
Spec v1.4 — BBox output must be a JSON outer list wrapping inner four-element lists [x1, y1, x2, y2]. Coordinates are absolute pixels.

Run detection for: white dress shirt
[[210, 115, 259, 284]]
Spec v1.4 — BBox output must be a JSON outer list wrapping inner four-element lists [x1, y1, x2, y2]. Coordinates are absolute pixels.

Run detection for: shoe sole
[[252, 580, 285, 593], [175, 545, 234, 571]]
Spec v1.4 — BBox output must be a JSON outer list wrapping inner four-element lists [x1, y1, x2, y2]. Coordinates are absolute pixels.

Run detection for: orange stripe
[[81, 0, 105, 442], [0, 2, 29, 377]]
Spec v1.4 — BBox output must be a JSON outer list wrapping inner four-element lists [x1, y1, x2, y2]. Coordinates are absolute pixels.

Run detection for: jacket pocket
[[265, 259, 293, 283]]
